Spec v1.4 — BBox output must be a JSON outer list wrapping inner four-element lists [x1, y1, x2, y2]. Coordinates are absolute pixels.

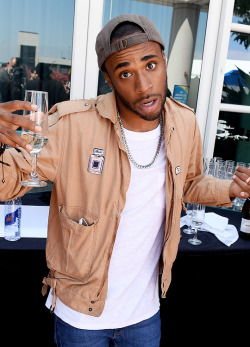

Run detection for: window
[[212, 1, 250, 163], [214, 111, 250, 163], [0, 0, 75, 195], [0, 0, 75, 109]]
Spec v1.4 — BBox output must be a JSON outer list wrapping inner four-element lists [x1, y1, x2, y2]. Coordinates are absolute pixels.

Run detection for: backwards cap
[[95, 14, 165, 70]]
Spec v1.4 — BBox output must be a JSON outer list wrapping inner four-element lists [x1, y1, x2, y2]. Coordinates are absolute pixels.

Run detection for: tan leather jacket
[[0, 92, 232, 317]]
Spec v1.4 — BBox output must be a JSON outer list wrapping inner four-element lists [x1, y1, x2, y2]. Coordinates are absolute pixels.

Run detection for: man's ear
[[161, 51, 167, 69], [102, 71, 114, 90]]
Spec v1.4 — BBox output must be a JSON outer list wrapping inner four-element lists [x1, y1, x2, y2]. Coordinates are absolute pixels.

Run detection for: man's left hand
[[229, 166, 250, 199]]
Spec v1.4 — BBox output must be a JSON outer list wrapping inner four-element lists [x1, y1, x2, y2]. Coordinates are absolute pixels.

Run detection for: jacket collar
[[96, 91, 118, 125]]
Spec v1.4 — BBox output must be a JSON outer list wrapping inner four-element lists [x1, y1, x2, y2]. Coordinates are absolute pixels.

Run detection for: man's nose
[[135, 72, 152, 94]]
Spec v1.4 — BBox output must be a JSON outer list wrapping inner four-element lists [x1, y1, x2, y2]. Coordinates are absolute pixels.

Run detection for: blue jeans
[[54, 311, 161, 347]]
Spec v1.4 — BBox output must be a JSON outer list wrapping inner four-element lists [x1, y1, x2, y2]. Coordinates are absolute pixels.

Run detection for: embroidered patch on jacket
[[175, 166, 181, 175], [88, 148, 105, 175]]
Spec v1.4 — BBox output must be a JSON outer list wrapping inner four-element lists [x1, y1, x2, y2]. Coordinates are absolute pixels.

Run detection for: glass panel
[[222, 31, 250, 106], [232, 0, 250, 25], [213, 111, 250, 164], [0, 0, 75, 196], [97, 0, 210, 112], [0, 0, 75, 109]]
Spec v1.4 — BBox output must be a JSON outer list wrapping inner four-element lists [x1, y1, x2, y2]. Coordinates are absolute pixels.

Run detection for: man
[[0, 14, 249, 347], [0, 57, 16, 102], [6, 57, 17, 77], [26, 63, 68, 109]]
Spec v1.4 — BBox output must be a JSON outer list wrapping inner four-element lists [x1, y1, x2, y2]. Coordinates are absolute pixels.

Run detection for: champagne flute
[[183, 202, 195, 234], [20, 90, 49, 187], [188, 204, 205, 245]]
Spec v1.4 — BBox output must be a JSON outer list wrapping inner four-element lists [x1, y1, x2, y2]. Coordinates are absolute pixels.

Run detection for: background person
[[26, 62, 68, 109], [0, 57, 16, 102], [10, 58, 27, 104]]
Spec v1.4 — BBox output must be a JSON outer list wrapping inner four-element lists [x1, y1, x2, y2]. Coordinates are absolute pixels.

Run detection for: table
[[160, 206, 250, 346], [0, 194, 249, 346], [0, 192, 53, 346], [179, 205, 250, 255]]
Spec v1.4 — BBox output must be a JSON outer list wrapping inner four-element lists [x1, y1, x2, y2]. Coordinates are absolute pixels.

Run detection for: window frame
[[203, 0, 250, 158], [70, 0, 104, 100]]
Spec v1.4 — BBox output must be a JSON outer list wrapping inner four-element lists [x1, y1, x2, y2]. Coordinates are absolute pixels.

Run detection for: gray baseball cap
[[96, 14, 165, 70]]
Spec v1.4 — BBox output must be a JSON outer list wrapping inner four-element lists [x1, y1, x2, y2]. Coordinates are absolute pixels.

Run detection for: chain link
[[117, 110, 163, 169]]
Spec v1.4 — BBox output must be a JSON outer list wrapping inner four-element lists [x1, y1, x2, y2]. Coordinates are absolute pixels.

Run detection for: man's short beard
[[113, 75, 168, 121]]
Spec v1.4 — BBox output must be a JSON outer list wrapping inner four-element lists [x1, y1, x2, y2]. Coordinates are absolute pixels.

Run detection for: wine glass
[[183, 202, 195, 234], [188, 204, 205, 245], [20, 90, 49, 187]]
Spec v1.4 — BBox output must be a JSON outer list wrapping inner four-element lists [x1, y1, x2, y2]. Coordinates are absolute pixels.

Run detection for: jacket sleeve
[[183, 115, 232, 207]]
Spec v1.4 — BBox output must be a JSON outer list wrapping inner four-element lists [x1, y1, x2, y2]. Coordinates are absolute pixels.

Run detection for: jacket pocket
[[56, 205, 99, 282]]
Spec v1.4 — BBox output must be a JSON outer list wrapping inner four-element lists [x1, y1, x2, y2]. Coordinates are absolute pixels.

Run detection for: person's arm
[[183, 114, 250, 205]]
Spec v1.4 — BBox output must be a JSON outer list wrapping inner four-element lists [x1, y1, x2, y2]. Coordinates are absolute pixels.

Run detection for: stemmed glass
[[183, 203, 195, 234], [188, 204, 205, 245], [20, 90, 49, 187]]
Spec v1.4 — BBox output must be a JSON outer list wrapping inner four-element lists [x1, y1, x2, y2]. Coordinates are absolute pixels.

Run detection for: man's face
[[103, 41, 167, 125], [9, 58, 16, 69]]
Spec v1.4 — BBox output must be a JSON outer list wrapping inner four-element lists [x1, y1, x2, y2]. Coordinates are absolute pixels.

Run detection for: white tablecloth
[[0, 205, 49, 238]]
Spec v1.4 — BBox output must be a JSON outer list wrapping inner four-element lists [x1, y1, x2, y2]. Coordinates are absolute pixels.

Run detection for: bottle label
[[240, 218, 250, 234], [5, 207, 21, 226]]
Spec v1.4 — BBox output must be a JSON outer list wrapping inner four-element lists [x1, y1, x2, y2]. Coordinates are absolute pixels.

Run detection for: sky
[[0, 0, 75, 63]]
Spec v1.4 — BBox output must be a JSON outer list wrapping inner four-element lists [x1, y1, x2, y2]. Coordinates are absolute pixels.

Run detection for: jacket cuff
[[215, 179, 232, 207]]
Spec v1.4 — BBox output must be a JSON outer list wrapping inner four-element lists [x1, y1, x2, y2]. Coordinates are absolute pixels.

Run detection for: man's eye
[[121, 71, 131, 79], [147, 62, 156, 70]]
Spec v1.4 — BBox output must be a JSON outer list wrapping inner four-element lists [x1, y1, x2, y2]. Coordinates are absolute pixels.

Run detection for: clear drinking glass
[[203, 157, 211, 174], [188, 204, 205, 245], [236, 162, 246, 167], [183, 202, 195, 234], [208, 160, 216, 176], [20, 90, 49, 187], [225, 164, 235, 179], [214, 160, 226, 179]]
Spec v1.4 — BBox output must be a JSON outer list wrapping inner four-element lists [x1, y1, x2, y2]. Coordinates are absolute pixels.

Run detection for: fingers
[[0, 101, 42, 152], [30, 111, 45, 123], [234, 166, 250, 183], [0, 111, 42, 152], [0, 124, 33, 152], [0, 100, 38, 113], [235, 165, 250, 174], [0, 111, 42, 132], [233, 170, 248, 182], [232, 172, 250, 198]]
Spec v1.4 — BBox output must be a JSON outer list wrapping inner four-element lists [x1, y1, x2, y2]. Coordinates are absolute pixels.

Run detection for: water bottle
[[4, 197, 22, 241]]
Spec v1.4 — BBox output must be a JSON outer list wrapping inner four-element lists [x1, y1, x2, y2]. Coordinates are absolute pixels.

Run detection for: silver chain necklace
[[117, 110, 164, 169]]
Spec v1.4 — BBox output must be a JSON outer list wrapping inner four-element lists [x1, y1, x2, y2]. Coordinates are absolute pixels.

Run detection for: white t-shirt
[[46, 124, 166, 329]]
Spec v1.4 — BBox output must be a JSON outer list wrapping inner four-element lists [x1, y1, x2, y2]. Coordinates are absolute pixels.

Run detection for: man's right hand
[[0, 100, 41, 152]]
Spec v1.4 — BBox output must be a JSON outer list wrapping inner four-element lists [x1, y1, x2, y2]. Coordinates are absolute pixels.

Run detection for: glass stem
[[193, 227, 198, 240], [30, 153, 38, 180]]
